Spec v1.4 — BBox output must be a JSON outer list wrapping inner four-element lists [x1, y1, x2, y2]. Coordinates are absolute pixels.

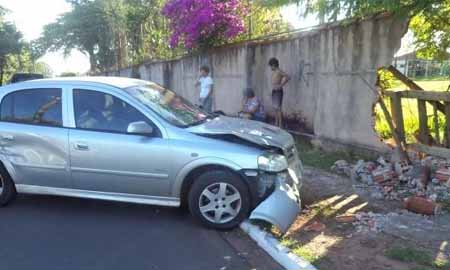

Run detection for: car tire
[[0, 165, 17, 206], [188, 170, 250, 230]]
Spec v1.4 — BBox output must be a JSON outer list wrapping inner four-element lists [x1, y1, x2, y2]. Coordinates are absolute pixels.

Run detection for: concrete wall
[[103, 14, 409, 150]]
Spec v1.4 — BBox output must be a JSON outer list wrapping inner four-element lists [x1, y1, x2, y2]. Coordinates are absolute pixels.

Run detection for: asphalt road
[[0, 194, 278, 270]]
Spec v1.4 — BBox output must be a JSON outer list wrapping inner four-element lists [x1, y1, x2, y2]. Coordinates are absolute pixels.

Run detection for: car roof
[[2, 76, 151, 90]]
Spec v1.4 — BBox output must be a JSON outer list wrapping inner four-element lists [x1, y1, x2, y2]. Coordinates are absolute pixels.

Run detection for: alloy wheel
[[198, 182, 242, 224]]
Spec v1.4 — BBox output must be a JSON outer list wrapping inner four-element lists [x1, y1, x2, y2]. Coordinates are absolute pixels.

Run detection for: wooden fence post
[[418, 100, 429, 145], [390, 92, 405, 143], [445, 102, 450, 147], [433, 102, 440, 145]]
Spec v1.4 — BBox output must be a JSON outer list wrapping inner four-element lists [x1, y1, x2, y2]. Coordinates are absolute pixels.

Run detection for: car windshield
[[125, 83, 209, 127]]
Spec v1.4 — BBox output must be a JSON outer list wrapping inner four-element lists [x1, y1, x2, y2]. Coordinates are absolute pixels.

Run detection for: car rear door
[[0, 87, 71, 188], [67, 86, 172, 198]]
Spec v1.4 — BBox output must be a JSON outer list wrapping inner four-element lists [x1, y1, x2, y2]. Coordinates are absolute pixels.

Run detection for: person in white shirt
[[195, 65, 213, 112]]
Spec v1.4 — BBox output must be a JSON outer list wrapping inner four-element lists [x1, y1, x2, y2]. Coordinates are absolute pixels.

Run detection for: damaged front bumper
[[248, 159, 302, 233]]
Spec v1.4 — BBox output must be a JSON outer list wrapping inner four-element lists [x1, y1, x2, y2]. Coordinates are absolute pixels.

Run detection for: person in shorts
[[239, 88, 265, 122], [195, 65, 213, 113], [268, 57, 290, 127]]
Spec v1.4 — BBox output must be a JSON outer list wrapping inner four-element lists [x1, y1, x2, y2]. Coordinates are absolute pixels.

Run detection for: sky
[[0, 0, 324, 75], [0, 0, 408, 76], [0, 0, 91, 75]]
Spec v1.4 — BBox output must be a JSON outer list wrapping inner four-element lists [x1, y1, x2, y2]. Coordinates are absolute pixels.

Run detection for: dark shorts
[[251, 114, 266, 122], [272, 89, 283, 110], [199, 96, 212, 112]]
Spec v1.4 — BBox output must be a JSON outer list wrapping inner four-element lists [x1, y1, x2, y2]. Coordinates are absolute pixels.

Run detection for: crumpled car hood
[[186, 116, 295, 150], [188, 116, 302, 233]]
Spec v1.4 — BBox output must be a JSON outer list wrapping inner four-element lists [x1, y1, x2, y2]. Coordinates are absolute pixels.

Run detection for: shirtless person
[[269, 57, 290, 127]]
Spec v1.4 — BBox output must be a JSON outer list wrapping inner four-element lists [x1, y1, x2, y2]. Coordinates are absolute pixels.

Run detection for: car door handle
[[74, 142, 89, 151]]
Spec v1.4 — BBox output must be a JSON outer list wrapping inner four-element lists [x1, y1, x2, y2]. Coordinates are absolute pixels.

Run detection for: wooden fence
[[384, 89, 450, 158]]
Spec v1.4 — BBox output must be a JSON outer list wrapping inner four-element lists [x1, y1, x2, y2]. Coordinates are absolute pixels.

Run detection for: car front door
[[68, 87, 172, 198], [0, 87, 71, 188]]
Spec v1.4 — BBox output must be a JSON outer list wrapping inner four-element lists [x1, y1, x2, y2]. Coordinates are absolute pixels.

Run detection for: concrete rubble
[[329, 152, 450, 243], [354, 210, 442, 233], [351, 210, 450, 244], [331, 153, 450, 210]]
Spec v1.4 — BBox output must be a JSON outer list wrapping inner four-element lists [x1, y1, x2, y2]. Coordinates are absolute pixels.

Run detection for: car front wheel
[[188, 170, 250, 230]]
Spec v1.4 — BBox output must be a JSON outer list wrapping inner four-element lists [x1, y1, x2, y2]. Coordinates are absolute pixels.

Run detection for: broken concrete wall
[[119, 67, 132, 78], [247, 15, 408, 148], [103, 14, 408, 150]]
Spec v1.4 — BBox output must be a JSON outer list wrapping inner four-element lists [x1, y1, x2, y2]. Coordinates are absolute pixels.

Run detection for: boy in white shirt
[[195, 65, 213, 112]]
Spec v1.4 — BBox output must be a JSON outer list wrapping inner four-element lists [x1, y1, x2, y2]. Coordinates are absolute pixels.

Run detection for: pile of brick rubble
[[331, 155, 450, 207], [330, 155, 450, 235]]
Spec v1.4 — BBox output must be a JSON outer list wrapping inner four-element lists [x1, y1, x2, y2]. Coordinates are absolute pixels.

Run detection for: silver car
[[0, 77, 301, 232]]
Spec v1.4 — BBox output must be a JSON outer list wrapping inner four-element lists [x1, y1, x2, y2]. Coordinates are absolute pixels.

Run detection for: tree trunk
[[116, 31, 122, 72], [0, 58, 4, 86], [87, 49, 97, 74]]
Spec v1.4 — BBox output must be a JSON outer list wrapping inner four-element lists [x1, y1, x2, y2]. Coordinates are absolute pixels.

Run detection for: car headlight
[[258, 153, 288, 172]]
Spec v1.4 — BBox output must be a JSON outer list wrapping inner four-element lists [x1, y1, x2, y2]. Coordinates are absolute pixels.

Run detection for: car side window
[[73, 89, 159, 136], [0, 88, 62, 127]]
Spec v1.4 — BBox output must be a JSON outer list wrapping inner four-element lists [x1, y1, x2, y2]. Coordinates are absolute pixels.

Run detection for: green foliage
[[279, 236, 328, 267], [0, 8, 24, 85], [377, 69, 396, 89], [35, 0, 290, 72], [0, 22, 23, 61], [37, 0, 115, 72], [410, 1, 450, 61], [280, 238, 315, 261], [247, 4, 291, 38], [295, 136, 374, 171], [386, 246, 449, 269], [0, 5, 51, 84], [59, 72, 78, 77], [123, 0, 173, 63], [386, 246, 433, 266], [1, 45, 53, 84], [34, 62, 53, 77], [260, 0, 449, 61], [434, 259, 450, 269], [36, 0, 176, 72], [375, 79, 450, 142], [260, 0, 440, 20]]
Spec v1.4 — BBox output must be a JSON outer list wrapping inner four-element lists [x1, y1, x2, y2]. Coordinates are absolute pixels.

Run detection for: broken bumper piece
[[249, 169, 301, 234]]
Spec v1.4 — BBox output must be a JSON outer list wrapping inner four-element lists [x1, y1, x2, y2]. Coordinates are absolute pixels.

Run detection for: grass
[[375, 78, 450, 142], [435, 259, 450, 269], [389, 79, 450, 92], [385, 246, 434, 265], [295, 137, 373, 171], [309, 203, 335, 219], [414, 76, 450, 82], [386, 246, 450, 270], [280, 237, 325, 266]]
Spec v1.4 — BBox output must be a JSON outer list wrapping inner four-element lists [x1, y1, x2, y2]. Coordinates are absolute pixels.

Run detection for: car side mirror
[[127, 121, 153, 136]]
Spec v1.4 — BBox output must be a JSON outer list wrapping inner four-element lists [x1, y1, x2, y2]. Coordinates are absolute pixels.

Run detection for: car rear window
[[0, 88, 62, 127]]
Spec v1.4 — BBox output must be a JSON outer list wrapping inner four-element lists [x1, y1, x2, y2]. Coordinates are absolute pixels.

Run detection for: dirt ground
[[281, 166, 450, 270]]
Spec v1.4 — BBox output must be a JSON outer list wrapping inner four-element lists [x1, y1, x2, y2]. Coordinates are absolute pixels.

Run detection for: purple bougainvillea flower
[[162, 0, 248, 49]]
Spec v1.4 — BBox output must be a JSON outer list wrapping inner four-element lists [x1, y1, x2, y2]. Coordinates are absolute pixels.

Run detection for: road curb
[[240, 221, 317, 270]]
